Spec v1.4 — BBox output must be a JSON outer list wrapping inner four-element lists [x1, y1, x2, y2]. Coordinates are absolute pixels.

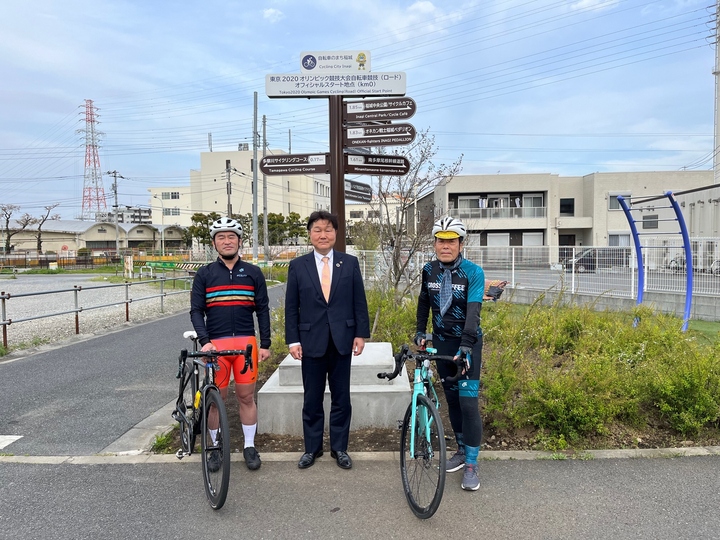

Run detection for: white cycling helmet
[[210, 217, 243, 239], [432, 216, 466, 240]]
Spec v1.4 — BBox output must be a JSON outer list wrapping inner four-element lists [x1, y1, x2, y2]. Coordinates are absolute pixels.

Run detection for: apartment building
[[428, 170, 715, 251]]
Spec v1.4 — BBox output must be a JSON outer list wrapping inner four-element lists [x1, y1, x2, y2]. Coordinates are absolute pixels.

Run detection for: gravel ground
[[0, 275, 190, 351]]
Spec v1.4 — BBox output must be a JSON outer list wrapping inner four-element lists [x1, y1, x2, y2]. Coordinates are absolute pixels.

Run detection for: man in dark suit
[[285, 210, 370, 470]]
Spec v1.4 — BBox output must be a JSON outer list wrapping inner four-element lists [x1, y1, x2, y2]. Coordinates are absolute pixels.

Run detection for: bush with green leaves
[[265, 284, 720, 445]]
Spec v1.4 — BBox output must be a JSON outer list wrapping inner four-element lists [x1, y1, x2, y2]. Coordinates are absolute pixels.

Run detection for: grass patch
[[151, 429, 178, 454]]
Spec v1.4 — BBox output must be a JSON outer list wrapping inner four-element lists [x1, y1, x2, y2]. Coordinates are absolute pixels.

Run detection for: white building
[[427, 170, 716, 251], [148, 148, 330, 227]]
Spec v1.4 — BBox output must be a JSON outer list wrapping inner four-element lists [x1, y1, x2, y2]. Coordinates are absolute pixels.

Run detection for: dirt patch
[[167, 359, 720, 455]]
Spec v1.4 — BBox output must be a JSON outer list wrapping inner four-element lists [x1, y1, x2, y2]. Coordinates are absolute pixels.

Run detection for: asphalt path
[[2, 281, 720, 538], [1, 456, 719, 539]]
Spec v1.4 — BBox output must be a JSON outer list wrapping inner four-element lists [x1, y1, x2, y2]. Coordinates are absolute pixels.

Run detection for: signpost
[[259, 153, 330, 176], [344, 97, 416, 123], [264, 50, 415, 251], [300, 51, 371, 73], [344, 123, 416, 148], [344, 179, 372, 203], [265, 72, 407, 98], [345, 154, 410, 176]]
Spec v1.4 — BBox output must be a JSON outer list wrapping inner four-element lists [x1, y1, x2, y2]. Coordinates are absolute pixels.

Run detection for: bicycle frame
[[408, 355, 441, 459]]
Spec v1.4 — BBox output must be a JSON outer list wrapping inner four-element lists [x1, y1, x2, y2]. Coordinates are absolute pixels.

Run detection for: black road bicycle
[[172, 331, 253, 510]]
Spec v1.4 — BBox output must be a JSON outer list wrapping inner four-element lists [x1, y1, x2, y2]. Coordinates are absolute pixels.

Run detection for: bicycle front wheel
[[201, 387, 231, 510], [400, 394, 446, 519]]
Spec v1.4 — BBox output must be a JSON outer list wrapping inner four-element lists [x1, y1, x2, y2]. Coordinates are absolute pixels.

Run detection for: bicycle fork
[[408, 367, 438, 461]]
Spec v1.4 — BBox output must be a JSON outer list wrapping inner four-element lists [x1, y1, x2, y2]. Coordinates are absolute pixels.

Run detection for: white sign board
[[266, 72, 407, 98], [300, 51, 371, 73]]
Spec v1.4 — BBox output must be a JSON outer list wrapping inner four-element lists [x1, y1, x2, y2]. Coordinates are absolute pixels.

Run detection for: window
[[161, 191, 179, 200], [350, 211, 363, 219], [523, 194, 543, 208], [609, 193, 630, 210], [642, 214, 658, 229], [171, 208, 180, 216], [559, 198, 575, 216], [367, 210, 380, 219], [163, 208, 172, 216], [609, 234, 630, 246]]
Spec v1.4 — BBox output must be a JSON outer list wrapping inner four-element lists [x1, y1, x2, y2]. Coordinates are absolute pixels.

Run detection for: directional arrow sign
[[259, 153, 330, 176], [344, 123, 416, 148], [344, 179, 372, 203], [345, 154, 410, 176], [344, 97, 416, 123]]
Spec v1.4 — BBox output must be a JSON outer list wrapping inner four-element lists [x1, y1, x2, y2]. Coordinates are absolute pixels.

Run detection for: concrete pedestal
[[257, 342, 410, 435]]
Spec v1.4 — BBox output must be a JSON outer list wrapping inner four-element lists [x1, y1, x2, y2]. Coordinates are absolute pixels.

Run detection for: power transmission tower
[[78, 99, 107, 220]]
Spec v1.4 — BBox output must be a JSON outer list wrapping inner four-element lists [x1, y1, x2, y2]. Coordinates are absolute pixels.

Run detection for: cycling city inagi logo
[[302, 55, 317, 70]]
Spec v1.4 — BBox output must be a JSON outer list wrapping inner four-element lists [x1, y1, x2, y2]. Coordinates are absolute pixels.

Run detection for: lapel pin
[[336, 263, 341, 267]]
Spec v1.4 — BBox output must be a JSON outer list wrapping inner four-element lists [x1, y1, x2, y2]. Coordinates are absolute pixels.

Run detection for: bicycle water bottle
[[194, 390, 201, 409]]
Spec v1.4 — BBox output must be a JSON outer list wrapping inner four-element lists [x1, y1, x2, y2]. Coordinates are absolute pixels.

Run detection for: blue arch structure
[[617, 191, 693, 332]]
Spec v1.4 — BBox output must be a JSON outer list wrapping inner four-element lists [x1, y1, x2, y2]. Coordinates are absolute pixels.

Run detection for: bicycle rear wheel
[[201, 387, 231, 510], [400, 394, 446, 519]]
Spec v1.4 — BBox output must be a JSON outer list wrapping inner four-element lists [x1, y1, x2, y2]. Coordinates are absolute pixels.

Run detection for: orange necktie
[[321, 256, 331, 301]]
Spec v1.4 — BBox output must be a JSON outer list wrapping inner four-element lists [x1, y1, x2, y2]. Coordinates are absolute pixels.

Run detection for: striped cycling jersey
[[190, 257, 271, 348], [205, 284, 256, 307]]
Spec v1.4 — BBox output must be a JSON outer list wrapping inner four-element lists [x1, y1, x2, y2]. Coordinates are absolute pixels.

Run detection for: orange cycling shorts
[[210, 336, 259, 388]]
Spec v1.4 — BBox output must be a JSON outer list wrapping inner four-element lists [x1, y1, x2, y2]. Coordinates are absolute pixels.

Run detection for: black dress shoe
[[298, 451, 323, 469], [331, 450, 352, 469]]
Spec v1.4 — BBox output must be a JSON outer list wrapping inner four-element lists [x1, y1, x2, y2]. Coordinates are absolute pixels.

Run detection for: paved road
[[2, 456, 719, 539], [1, 282, 720, 539]]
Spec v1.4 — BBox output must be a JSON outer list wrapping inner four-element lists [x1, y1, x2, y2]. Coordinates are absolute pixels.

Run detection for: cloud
[[263, 8, 284, 23]]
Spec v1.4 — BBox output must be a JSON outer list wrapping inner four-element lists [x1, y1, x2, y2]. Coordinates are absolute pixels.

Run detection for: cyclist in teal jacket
[[415, 216, 484, 491]]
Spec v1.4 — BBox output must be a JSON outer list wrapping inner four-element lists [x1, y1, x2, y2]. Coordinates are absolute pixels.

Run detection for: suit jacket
[[285, 250, 370, 357]]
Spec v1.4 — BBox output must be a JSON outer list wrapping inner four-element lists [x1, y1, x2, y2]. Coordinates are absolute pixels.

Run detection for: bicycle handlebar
[[377, 344, 466, 383], [177, 344, 254, 377]]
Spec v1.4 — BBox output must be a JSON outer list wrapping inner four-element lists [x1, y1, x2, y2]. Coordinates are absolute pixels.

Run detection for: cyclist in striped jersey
[[190, 217, 271, 471]]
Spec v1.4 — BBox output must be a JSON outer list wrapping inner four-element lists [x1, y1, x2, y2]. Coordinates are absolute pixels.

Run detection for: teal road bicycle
[[378, 341, 464, 519]]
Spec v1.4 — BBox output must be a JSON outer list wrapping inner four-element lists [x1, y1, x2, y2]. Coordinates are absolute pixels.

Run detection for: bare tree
[[1, 204, 32, 253], [373, 129, 463, 297], [31, 203, 61, 253]]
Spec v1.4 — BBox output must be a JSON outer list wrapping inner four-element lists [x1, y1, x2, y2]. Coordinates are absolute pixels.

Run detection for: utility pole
[[252, 91, 259, 263], [106, 170, 124, 255], [714, 0, 720, 182], [225, 159, 232, 216], [329, 95, 346, 252], [262, 115, 269, 261]]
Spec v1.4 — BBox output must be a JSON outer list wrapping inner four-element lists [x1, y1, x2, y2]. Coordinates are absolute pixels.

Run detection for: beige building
[[427, 170, 716, 252], [4, 220, 184, 255], [148, 148, 331, 227]]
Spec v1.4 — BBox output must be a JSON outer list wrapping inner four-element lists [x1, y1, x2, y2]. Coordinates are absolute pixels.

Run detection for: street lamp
[[153, 195, 165, 257]]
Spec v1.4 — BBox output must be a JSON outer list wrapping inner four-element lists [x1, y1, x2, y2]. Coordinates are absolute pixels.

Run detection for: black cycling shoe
[[244, 447, 261, 470]]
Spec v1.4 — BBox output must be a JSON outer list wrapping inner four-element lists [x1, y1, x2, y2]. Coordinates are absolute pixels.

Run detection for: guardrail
[[0, 277, 192, 349]]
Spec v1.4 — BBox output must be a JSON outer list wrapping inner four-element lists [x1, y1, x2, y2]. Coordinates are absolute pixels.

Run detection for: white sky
[[0, 0, 716, 219]]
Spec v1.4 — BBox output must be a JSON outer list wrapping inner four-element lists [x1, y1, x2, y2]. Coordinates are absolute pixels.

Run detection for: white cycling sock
[[242, 423, 257, 448], [210, 429, 218, 444]]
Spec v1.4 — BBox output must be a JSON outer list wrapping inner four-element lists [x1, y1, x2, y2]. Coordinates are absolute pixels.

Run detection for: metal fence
[[0, 277, 192, 349], [357, 242, 720, 299]]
